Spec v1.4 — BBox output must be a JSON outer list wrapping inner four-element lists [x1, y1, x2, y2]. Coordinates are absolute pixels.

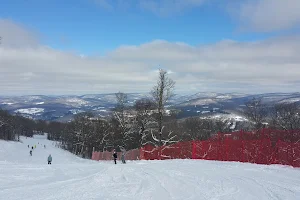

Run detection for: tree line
[[0, 109, 39, 140], [1, 69, 299, 159], [244, 97, 300, 130]]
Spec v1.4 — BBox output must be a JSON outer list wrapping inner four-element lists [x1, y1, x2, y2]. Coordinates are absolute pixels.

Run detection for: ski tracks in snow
[[1, 137, 300, 200]]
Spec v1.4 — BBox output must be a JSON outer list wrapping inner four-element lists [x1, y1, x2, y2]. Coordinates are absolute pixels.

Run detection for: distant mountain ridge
[[0, 92, 299, 122]]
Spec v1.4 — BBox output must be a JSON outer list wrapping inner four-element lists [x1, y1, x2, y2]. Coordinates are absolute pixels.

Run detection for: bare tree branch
[[244, 97, 267, 130], [151, 69, 175, 145]]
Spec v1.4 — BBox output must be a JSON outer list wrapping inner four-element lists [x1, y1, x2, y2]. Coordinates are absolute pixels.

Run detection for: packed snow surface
[[1, 136, 300, 200]]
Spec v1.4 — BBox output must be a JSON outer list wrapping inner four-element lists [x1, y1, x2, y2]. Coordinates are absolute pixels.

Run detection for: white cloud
[[234, 0, 300, 32], [93, 0, 300, 31], [0, 19, 40, 48], [1, 19, 300, 95]]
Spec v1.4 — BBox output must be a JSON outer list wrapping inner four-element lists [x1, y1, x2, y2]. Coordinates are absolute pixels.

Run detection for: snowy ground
[[1, 136, 300, 200]]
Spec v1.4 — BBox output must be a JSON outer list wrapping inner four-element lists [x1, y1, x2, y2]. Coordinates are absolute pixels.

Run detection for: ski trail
[[1, 136, 300, 200]]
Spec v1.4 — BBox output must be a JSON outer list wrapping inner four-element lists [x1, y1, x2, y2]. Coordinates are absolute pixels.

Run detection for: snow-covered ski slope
[[1, 135, 300, 200]]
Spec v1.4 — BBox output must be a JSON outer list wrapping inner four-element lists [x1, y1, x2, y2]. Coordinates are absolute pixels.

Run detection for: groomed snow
[[1, 136, 300, 200]]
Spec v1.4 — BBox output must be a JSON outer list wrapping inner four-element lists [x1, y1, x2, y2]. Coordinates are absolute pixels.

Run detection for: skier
[[44, 145, 46, 148], [30, 150, 32, 156], [112, 150, 117, 164], [120, 147, 126, 164], [48, 154, 52, 165], [32, 146, 34, 150], [28, 145, 29, 148]]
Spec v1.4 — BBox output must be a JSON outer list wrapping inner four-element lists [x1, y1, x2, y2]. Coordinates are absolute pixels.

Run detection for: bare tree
[[244, 97, 267, 130], [0, 109, 36, 141], [134, 98, 157, 147], [0, 111, 6, 128], [94, 119, 113, 152], [151, 69, 175, 145], [71, 112, 94, 157], [270, 102, 300, 130], [115, 92, 127, 124], [113, 92, 136, 150], [0, 110, 10, 140], [182, 118, 217, 141], [214, 118, 232, 133]]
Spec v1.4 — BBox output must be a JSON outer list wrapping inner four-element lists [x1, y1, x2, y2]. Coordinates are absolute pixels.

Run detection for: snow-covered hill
[[0, 136, 300, 200], [1, 92, 300, 122], [0, 93, 151, 122]]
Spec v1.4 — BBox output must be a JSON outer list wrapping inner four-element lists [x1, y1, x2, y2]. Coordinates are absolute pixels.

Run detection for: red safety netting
[[161, 141, 193, 160], [92, 129, 300, 167], [275, 140, 300, 167]]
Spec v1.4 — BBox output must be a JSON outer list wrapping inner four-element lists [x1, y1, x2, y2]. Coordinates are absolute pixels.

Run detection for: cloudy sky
[[0, 0, 300, 95]]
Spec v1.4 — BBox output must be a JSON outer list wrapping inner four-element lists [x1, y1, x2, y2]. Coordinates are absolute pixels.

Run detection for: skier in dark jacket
[[48, 154, 52, 164], [30, 150, 32, 156], [112, 150, 117, 164]]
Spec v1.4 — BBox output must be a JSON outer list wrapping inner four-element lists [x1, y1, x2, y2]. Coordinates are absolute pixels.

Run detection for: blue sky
[[0, 0, 300, 95], [0, 0, 279, 54]]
